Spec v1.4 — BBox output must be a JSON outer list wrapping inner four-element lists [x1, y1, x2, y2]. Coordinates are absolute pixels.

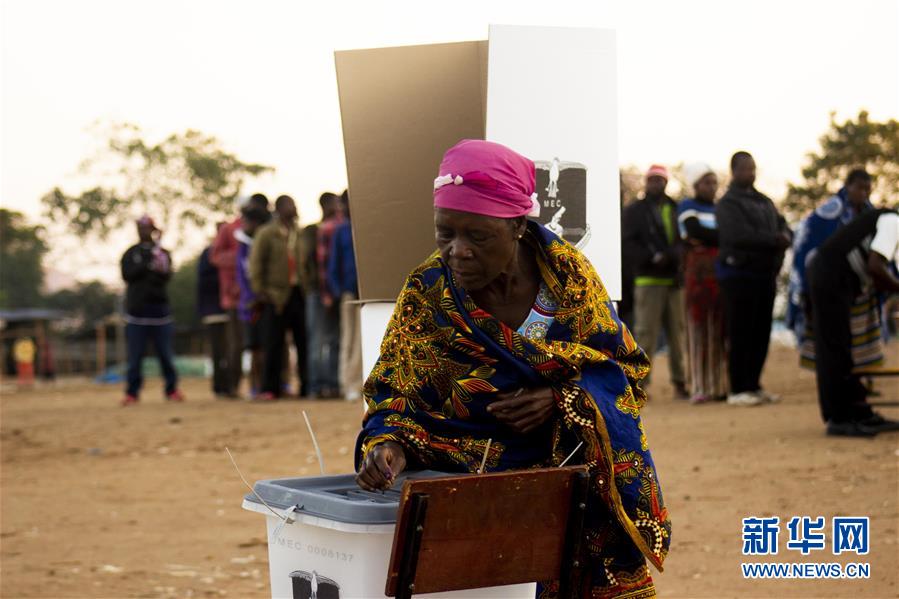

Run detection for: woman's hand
[[356, 441, 407, 491], [487, 386, 556, 434]]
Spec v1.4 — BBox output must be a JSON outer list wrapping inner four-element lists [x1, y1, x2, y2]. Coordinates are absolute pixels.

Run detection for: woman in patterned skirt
[[677, 163, 728, 404]]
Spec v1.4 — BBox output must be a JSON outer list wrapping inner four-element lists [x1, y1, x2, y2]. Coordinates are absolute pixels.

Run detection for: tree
[[784, 110, 899, 218], [619, 166, 644, 207], [43, 281, 120, 333], [0, 209, 48, 309], [42, 122, 273, 244], [168, 254, 199, 329]]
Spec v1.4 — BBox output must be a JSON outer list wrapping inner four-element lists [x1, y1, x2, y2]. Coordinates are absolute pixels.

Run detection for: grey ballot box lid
[[245, 470, 452, 525]]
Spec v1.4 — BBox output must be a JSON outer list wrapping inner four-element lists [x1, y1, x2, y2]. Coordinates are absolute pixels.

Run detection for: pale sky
[[2, 0, 898, 285]]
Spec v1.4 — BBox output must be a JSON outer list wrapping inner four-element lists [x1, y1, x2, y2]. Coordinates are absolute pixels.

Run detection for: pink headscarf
[[433, 139, 540, 219]]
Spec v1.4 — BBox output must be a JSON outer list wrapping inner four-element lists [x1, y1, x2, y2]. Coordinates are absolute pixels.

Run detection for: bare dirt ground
[[1, 343, 897, 599]]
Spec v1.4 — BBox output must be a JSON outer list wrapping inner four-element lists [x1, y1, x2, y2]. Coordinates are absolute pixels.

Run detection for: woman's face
[[434, 208, 524, 291], [694, 173, 718, 202]]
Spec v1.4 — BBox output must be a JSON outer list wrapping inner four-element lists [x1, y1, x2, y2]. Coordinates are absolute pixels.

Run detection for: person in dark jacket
[[715, 151, 791, 406], [210, 193, 269, 398], [249, 195, 309, 400], [622, 164, 688, 399], [120, 215, 183, 406], [236, 206, 270, 399], [197, 225, 232, 398], [327, 190, 362, 401], [807, 208, 899, 436], [301, 192, 343, 399]]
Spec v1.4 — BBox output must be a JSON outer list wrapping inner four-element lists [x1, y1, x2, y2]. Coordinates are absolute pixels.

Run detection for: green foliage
[[43, 281, 119, 332], [0, 209, 48, 309], [784, 110, 899, 218], [41, 122, 273, 243], [168, 254, 199, 328]]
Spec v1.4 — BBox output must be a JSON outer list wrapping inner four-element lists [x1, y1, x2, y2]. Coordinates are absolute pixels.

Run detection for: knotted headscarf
[[433, 139, 540, 219]]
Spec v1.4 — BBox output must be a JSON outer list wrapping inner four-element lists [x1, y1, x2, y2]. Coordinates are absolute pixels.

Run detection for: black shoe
[[826, 420, 878, 438], [858, 413, 899, 433], [673, 383, 690, 400]]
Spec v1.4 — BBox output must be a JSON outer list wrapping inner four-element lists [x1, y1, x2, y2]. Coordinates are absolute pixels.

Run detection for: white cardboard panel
[[361, 302, 395, 377], [486, 25, 622, 299]]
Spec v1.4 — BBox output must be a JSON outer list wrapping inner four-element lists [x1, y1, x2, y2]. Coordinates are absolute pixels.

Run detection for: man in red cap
[[120, 215, 184, 406], [622, 165, 688, 399]]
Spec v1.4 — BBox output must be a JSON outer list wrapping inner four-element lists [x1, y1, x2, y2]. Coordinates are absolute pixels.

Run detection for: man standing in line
[[328, 190, 362, 402], [716, 151, 791, 406], [211, 193, 269, 398], [120, 215, 184, 406], [197, 224, 230, 398], [250, 195, 309, 399], [301, 192, 343, 398], [622, 164, 688, 399], [236, 206, 270, 399], [806, 207, 899, 436]]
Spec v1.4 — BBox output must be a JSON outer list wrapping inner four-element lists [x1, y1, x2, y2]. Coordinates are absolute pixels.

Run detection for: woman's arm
[[681, 215, 719, 245], [487, 387, 555, 433], [356, 441, 407, 491]]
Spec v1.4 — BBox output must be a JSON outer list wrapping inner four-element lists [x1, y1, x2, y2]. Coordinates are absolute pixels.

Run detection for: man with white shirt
[[807, 208, 899, 436]]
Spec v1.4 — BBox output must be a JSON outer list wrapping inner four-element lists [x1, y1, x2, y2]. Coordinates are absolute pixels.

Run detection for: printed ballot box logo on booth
[[533, 159, 589, 247], [290, 570, 340, 599]]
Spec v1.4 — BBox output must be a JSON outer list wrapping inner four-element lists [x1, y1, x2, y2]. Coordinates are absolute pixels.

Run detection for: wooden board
[[853, 366, 899, 377], [385, 466, 589, 596]]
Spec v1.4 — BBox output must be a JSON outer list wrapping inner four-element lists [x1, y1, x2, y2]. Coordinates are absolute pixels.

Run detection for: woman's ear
[[512, 216, 527, 239]]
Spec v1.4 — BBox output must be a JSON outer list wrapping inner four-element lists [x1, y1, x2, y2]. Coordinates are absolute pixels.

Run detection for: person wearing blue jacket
[[327, 191, 362, 401]]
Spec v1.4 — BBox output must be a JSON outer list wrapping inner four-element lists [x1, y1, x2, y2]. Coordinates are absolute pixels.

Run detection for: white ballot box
[[242, 472, 537, 599]]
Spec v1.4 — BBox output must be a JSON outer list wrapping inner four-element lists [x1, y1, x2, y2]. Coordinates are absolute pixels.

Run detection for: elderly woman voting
[[355, 140, 670, 598]]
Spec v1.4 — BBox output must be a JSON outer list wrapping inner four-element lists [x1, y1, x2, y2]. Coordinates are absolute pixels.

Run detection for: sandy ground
[[1, 343, 897, 599]]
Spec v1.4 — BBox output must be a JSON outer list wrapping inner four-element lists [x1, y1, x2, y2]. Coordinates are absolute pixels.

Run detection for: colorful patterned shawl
[[356, 222, 670, 598]]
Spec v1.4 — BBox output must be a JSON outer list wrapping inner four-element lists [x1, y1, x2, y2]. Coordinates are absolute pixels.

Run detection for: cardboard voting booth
[[237, 26, 623, 599], [335, 26, 620, 375], [486, 26, 621, 297], [243, 26, 621, 599]]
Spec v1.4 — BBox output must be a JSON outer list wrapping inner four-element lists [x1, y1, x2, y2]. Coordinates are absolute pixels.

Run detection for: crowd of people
[[621, 151, 899, 438], [119, 190, 362, 404], [117, 148, 898, 438]]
